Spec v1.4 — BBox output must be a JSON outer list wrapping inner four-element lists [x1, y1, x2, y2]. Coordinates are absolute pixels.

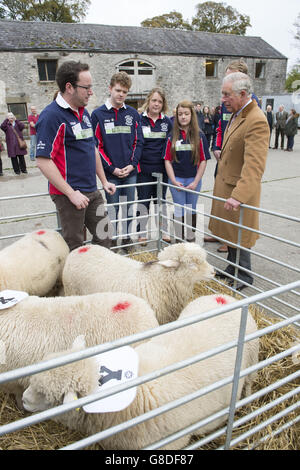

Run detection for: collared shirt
[[91, 101, 143, 175], [139, 111, 172, 174], [36, 94, 96, 195]]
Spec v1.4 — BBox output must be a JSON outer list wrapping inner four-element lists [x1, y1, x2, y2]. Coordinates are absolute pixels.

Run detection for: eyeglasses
[[75, 84, 93, 90]]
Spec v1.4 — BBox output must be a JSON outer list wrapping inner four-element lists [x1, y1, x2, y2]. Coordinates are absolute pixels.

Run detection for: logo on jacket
[[161, 123, 168, 132], [125, 115, 133, 126], [82, 115, 92, 127]]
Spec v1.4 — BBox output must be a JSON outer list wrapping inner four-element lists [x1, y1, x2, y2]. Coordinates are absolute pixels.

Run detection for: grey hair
[[223, 72, 252, 97]]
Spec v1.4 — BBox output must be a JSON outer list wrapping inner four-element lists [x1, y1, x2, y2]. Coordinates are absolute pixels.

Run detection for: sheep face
[[22, 336, 98, 413], [157, 243, 215, 281]]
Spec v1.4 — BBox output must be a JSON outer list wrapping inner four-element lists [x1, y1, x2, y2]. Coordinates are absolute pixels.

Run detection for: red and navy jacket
[[139, 111, 173, 175], [36, 94, 97, 195], [91, 101, 143, 176], [214, 93, 261, 150], [164, 130, 210, 178]]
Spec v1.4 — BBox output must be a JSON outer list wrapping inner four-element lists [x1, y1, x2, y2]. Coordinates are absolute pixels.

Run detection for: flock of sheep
[[0, 229, 259, 450]]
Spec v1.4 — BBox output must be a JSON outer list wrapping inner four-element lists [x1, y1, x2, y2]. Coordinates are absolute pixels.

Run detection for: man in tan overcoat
[[208, 72, 269, 291]]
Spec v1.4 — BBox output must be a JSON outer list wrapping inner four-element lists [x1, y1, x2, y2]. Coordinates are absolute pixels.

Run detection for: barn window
[[37, 59, 57, 81], [205, 60, 218, 78], [7, 103, 27, 121], [117, 59, 154, 77], [255, 63, 266, 79]]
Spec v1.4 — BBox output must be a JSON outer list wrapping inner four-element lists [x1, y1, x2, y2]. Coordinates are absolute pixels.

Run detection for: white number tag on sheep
[[0, 290, 28, 310], [83, 346, 139, 414]]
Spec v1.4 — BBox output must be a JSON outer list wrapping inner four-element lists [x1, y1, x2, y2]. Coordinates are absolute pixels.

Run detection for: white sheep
[[62, 243, 215, 325], [0, 291, 158, 406], [23, 293, 258, 450], [0, 229, 69, 296]]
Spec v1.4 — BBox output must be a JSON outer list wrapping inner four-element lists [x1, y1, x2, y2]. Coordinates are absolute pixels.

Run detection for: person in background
[[195, 103, 204, 131], [212, 105, 221, 149], [284, 109, 299, 152], [0, 112, 28, 175], [27, 105, 39, 161], [264, 105, 274, 148], [137, 87, 173, 245], [202, 105, 214, 149], [91, 71, 143, 251], [36, 60, 115, 252], [273, 105, 288, 150], [164, 100, 211, 242], [209, 72, 269, 291], [0, 137, 4, 176]]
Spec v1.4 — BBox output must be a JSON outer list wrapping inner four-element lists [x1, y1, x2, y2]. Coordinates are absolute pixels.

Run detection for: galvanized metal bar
[[224, 305, 249, 449]]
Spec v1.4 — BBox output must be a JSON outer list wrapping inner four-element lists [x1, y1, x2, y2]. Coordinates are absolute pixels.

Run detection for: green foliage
[[141, 10, 192, 30], [191, 1, 251, 35], [285, 66, 300, 93], [141, 2, 251, 36], [0, 0, 91, 22]]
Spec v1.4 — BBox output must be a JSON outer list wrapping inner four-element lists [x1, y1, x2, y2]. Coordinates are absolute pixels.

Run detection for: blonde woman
[[137, 87, 173, 244], [164, 100, 211, 241]]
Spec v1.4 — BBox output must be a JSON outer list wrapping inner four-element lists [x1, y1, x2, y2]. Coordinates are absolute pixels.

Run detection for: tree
[[191, 1, 251, 35], [285, 66, 300, 93], [0, 0, 91, 22], [141, 11, 192, 30]]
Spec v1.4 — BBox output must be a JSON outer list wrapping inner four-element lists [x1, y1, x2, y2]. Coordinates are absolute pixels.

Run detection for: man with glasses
[[36, 61, 115, 251]]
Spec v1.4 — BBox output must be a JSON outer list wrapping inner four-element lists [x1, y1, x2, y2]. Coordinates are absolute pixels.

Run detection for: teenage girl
[[137, 87, 173, 244], [164, 100, 211, 241]]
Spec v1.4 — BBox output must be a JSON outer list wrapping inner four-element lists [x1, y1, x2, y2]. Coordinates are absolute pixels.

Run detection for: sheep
[[62, 243, 215, 325], [0, 229, 69, 296], [0, 291, 158, 406], [22, 293, 258, 450]]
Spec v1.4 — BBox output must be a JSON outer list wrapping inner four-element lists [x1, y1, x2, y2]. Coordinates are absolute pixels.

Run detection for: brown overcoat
[[208, 100, 269, 248]]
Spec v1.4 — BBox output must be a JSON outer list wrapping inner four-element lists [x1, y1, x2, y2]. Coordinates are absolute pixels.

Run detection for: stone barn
[[0, 20, 287, 132]]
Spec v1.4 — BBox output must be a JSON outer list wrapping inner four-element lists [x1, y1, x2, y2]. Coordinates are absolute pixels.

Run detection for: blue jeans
[[169, 177, 202, 217], [29, 135, 37, 160], [287, 135, 294, 150], [136, 172, 168, 235], [106, 173, 137, 239]]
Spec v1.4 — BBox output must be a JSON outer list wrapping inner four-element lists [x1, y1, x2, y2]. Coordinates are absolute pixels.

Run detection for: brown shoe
[[217, 244, 228, 253], [204, 236, 219, 243]]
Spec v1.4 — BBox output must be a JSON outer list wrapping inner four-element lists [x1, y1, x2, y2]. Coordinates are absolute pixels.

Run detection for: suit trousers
[[274, 127, 285, 149], [51, 190, 112, 251], [224, 246, 253, 286]]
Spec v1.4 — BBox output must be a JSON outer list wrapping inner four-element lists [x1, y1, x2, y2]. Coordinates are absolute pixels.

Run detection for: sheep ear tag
[[83, 346, 139, 413], [0, 290, 29, 310]]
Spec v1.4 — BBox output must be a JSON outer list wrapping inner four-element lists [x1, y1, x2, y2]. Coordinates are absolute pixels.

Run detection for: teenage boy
[[36, 61, 115, 251], [91, 72, 143, 250]]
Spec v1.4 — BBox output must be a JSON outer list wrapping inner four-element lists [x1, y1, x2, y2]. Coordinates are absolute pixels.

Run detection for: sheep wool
[[0, 229, 69, 296], [23, 294, 258, 450], [0, 291, 158, 404], [62, 243, 215, 325]]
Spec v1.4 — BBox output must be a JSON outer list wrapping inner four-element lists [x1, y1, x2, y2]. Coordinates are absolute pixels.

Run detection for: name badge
[[104, 122, 115, 131], [83, 346, 139, 413], [72, 123, 82, 136], [0, 290, 29, 310]]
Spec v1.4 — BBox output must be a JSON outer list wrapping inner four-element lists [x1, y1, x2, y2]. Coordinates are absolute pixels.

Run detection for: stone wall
[[0, 50, 287, 126]]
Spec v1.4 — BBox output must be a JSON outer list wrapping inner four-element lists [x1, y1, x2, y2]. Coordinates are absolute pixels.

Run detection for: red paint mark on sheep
[[113, 302, 131, 313], [36, 230, 46, 235], [78, 247, 90, 253], [215, 296, 228, 305]]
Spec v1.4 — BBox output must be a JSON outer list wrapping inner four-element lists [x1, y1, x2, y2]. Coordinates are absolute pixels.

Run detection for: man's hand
[[224, 197, 241, 211], [213, 150, 221, 161], [121, 164, 134, 178], [103, 182, 116, 195], [68, 190, 90, 210]]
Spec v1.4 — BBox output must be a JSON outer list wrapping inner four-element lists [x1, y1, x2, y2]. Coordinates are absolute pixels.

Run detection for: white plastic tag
[[83, 346, 139, 413], [0, 290, 29, 310]]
